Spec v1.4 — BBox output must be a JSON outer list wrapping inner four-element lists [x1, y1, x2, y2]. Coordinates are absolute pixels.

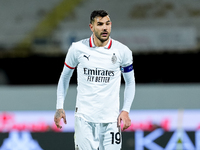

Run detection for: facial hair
[[94, 29, 110, 43]]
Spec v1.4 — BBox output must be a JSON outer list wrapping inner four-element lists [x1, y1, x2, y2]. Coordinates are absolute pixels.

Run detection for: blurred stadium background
[[0, 0, 200, 149]]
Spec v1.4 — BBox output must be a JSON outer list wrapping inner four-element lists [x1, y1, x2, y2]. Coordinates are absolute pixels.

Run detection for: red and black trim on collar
[[89, 36, 112, 49], [89, 37, 93, 48], [65, 62, 75, 69]]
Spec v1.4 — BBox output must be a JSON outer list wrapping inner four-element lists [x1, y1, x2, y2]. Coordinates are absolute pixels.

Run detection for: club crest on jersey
[[111, 53, 117, 64]]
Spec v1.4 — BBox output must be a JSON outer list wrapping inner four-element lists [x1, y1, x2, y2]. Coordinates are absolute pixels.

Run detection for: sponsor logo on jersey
[[83, 68, 114, 83], [84, 68, 114, 76]]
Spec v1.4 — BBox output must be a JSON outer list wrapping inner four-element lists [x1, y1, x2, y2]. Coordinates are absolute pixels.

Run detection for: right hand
[[54, 109, 67, 129]]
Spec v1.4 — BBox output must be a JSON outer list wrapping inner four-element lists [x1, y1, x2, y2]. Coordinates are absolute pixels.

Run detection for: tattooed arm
[[54, 109, 67, 129], [55, 64, 74, 129]]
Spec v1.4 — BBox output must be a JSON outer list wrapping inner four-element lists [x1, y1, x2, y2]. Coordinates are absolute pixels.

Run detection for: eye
[[106, 22, 111, 25], [97, 22, 103, 26]]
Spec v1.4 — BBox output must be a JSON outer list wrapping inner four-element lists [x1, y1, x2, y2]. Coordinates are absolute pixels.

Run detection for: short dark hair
[[90, 10, 109, 24]]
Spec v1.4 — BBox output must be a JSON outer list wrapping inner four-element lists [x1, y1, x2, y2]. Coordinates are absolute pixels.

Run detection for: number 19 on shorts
[[110, 132, 121, 144]]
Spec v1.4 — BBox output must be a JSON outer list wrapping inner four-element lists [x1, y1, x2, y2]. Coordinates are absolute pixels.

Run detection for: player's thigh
[[74, 117, 99, 150], [99, 122, 122, 150]]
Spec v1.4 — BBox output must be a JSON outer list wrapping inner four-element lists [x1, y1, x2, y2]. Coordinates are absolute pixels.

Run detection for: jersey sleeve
[[65, 43, 79, 68], [121, 70, 135, 112], [56, 66, 74, 109], [121, 46, 133, 67], [121, 47, 135, 112]]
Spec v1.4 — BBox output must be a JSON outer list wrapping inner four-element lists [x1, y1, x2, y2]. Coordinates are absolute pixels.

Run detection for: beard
[[94, 30, 110, 43]]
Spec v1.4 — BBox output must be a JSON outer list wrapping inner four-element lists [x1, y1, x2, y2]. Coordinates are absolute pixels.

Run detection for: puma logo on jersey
[[83, 55, 90, 60]]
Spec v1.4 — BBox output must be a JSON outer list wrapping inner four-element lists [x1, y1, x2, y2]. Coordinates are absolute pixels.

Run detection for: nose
[[103, 24, 108, 31]]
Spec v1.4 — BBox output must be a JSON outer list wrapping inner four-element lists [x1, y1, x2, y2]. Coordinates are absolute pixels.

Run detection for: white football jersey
[[65, 35, 133, 123]]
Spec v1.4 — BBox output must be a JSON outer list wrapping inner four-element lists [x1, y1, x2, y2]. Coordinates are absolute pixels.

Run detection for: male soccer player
[[54, 10, 135, 150]]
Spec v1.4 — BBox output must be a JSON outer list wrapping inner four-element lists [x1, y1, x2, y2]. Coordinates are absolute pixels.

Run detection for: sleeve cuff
[[56, 100, 64, 109]]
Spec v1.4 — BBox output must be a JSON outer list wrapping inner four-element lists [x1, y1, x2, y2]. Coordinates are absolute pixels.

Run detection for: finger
[[117, 116, 121, 127], [57, 125, 62, 129], [63, 116, 67, 124], [123, 124, 128, 130], [54, 118, 62, 129], [123, 120, 131, 130], [55, 121, 62, 129], [122, 119, 126, 130], [55, 122, 61, 128], [54, 117, 60, 124]]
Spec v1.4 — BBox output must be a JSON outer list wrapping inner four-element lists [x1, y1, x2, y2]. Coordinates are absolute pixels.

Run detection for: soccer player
[[54, 10, 135, 150]]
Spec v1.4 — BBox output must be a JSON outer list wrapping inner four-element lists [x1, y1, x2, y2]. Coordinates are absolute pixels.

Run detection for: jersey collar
[[89, 35, 112, 49]]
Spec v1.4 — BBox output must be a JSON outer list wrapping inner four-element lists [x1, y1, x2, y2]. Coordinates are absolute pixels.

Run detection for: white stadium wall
[[0, 84, 199, 111], [0, 84, 200, 149]]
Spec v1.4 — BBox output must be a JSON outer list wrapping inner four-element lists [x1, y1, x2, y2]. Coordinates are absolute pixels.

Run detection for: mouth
[[101, 32, 108, 37]]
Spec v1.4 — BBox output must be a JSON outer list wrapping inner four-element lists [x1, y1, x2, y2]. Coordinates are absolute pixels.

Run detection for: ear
[[89, 23, 94, 32]]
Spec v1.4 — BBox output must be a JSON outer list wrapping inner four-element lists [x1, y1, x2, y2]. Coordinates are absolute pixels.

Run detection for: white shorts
[[74, 116, 122, 150]]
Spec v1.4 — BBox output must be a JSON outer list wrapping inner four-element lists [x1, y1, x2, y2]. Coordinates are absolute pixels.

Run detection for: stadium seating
[[0, 0, 62, 49], [0, 0, 200, 51]]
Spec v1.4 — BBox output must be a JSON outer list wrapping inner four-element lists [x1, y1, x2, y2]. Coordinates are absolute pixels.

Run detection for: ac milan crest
[[111, 53, 117, 64]]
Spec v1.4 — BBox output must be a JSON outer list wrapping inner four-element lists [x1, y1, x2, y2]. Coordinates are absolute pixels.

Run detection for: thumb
[[117, 116, 121, 127], [122, 119, 126, 131], [63, 115, 67, 124]]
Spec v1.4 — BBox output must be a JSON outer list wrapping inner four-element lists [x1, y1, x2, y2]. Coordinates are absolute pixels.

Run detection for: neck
[[93, 35, 109, 47]]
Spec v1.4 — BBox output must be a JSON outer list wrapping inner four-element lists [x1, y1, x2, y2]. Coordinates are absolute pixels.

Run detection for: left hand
[[117, 111, 131, 131]]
